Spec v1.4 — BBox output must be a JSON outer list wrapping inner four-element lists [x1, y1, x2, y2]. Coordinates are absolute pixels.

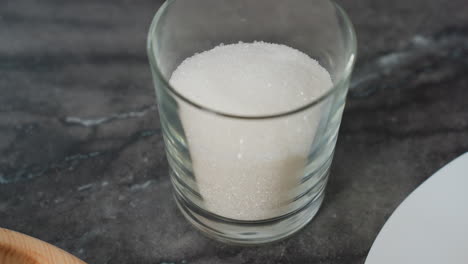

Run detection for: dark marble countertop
[[1, 0, 468, 263]]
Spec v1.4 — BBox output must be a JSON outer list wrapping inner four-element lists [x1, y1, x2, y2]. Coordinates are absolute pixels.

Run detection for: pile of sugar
[[170, 42, 331, 116], [170, 42, 332, 220]]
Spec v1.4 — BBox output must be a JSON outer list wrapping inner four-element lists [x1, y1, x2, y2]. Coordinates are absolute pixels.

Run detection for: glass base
[[173, 187, 325, 245]]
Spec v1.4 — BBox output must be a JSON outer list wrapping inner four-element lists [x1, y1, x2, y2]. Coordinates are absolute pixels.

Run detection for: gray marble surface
[[1, 0, 468, 263]]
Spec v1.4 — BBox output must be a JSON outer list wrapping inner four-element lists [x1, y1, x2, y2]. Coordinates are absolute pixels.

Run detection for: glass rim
[[147, 0, 357, 120]]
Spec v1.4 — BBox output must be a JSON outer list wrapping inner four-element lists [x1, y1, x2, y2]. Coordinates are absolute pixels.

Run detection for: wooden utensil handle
[[0, 228, 87, 264]]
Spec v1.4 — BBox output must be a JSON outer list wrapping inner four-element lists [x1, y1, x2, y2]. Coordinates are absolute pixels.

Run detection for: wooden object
[[0, 228, 86, 264]]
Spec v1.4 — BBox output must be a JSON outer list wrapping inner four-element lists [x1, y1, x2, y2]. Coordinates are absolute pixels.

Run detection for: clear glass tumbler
[[147, 0, 356, 244]]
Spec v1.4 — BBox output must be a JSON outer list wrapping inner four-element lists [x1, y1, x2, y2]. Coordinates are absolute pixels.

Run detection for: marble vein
[[350, 29, 468, 98], [64, 105, 157, 127], [0, 129, 160, 185]]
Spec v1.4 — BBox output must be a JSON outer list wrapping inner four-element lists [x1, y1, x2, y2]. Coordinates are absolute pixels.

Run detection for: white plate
[[365, 153, 468, 264]]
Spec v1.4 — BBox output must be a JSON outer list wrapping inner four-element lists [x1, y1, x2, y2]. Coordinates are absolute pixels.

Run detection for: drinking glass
[[147, 0, 356, 244]]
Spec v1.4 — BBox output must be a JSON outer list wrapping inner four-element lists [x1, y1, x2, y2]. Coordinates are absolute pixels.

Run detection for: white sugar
[[171, 42, 331, 116], [170, 42, 332, 220]]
